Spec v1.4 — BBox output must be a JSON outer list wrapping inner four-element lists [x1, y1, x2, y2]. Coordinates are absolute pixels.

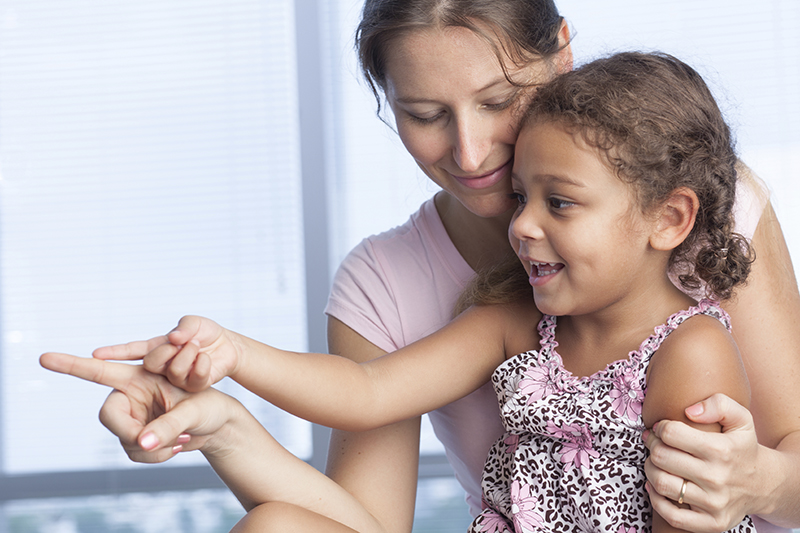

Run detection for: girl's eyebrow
[[512, 172, 587, 189], [547, 175, 586, 188]]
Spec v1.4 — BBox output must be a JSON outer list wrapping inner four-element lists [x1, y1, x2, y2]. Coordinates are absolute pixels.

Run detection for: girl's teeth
[[533, 262, 560, 276]]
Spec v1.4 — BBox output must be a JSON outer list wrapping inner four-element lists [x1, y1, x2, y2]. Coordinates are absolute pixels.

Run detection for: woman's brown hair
[[355, 0, 567, 116]]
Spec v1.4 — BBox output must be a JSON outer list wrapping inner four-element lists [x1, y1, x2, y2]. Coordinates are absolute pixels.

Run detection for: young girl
[[42, 52, 756, 532]]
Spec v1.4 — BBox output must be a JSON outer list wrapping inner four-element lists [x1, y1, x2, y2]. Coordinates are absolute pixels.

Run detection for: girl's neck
[[434, 191, 516, 272], [555, 280, 696, 378]]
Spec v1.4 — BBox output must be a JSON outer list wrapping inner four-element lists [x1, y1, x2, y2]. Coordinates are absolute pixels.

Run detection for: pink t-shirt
[[325, 174, 778, 529], [325, 198, 502, 516]]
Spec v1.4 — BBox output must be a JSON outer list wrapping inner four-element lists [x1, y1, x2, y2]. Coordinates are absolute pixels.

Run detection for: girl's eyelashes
[[548, 197, 575, 210], [509, 192, 526, 206]]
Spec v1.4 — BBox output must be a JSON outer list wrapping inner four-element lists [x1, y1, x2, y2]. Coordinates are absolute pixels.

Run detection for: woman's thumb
[[684, 392, 752, 431]]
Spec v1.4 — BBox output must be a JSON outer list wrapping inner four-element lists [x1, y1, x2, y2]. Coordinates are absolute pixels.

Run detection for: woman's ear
[[555, 21, 573, 73], [649, 187, 699, 251]]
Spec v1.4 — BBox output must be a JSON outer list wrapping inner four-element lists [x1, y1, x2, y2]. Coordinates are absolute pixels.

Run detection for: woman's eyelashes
[[483, 92, 519, 112], [404, 91, 520, 125], [406, 110, 444, 125]]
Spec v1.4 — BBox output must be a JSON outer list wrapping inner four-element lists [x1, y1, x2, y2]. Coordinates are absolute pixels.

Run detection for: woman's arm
[[323, 317, 422, 533], [645, 202, 800, 530]]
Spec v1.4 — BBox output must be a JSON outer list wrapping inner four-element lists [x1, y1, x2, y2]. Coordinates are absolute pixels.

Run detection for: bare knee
[[231, 501, 358, 533]]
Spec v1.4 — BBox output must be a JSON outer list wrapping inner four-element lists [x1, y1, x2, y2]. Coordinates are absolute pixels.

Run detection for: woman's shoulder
[[733, 159, 770, 241], [339, 197, 465, 274], [326, 197, 473, 352]]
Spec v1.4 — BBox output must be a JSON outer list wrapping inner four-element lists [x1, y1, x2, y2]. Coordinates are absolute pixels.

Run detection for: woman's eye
[[485, 91, 519, 111], [406, 111, 444, 124]]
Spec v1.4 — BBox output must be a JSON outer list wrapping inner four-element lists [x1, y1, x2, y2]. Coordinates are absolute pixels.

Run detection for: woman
[[55, 0, 800, 531]]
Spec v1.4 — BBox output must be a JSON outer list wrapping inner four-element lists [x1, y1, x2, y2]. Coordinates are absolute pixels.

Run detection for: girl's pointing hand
[[91, 315, 241, 392]]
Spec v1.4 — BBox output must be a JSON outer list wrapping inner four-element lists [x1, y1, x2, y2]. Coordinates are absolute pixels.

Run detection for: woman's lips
[[451, 159, 512, 190]]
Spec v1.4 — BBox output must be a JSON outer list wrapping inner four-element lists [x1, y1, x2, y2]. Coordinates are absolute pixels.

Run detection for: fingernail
[[172, 445, 183, 454], [190, 339, 200, 346], [641, 429, 650, 441], [176, 433, 191, 445], [686, 402, 704, 417], [140, 432, 159, 450], [645, 482, 651, 494]]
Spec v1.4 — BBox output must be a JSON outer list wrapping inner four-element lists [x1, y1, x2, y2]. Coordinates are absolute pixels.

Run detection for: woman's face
[[383, 25, 570, 218]]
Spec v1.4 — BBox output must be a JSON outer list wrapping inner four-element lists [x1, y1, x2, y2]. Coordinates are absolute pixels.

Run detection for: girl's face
[[383, 25, 568, 219], [508, 122, 661, 318]]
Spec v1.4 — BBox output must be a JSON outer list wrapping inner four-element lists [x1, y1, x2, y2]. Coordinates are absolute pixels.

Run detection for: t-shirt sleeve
[[733, 160, 771, 241], [325, 237, 402, 354]]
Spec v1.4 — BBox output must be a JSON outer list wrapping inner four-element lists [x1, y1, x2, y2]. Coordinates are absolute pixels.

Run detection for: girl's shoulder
[[475, 299, 543, 359], [642, 307, 750, 428]]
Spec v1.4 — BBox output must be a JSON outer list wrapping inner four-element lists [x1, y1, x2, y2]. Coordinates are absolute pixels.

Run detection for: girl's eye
[[549, 197, 574, 210], [509, 192, 526, 206]]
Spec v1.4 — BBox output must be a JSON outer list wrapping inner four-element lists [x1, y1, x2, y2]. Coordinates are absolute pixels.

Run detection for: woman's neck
[[434, 191, 516, 272]]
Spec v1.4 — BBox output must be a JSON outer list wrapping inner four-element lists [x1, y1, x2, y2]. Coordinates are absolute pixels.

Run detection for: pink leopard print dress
[[468, 300, 755, 533]]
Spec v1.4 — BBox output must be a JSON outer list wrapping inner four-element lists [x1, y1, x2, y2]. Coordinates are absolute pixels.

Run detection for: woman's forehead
[[383, 26, 537, 100]]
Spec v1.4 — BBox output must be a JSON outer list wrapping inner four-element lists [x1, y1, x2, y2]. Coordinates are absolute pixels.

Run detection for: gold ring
[[677, 479, 688, 505]]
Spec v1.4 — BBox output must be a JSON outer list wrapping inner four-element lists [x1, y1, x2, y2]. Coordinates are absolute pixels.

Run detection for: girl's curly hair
[[457, 52, 754, 314]]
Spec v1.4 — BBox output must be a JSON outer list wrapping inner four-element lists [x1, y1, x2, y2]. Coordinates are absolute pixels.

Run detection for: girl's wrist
[[226, 328, 249, 383]]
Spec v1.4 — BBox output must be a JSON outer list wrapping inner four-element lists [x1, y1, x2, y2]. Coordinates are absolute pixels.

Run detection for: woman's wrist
[[196, 392, 251, 459], [753, 434, 800, 526]]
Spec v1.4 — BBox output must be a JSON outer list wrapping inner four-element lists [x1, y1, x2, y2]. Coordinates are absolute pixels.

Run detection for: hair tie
[[716, 247, 728, 258]]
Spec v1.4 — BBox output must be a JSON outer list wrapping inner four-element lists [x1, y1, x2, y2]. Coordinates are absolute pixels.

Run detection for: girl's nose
[[510, 205, 545, 242]]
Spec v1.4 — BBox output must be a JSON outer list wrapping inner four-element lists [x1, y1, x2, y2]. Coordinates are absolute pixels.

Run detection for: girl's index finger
[[40, 352, 137, 391], [92, 336, 170, 361]]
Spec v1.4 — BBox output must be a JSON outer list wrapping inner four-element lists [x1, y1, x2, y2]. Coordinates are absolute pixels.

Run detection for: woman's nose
[[452, 117, 492, 173]]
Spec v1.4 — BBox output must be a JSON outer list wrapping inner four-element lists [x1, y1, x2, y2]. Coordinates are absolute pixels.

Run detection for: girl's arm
[[98, 301, 518, 431], [227, 302, 519, 431], [642, 314, 751, 533], [645, 202, 800, 531]]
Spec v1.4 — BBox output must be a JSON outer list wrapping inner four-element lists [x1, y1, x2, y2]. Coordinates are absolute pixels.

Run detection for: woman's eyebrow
[[393, 77, 511, 105]]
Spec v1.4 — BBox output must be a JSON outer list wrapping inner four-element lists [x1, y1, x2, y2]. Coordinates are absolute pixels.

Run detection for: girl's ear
[[649, 187, 699, 251]]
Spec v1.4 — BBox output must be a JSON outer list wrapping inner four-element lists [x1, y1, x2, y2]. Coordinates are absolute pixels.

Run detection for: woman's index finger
[[40, 352, 137, 391]]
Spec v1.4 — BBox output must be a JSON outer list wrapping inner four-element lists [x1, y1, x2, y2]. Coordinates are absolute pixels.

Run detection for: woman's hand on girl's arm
[[645, 201, 800, 530], [92, 315, 245, 392], [40, 351, 229, 459]]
